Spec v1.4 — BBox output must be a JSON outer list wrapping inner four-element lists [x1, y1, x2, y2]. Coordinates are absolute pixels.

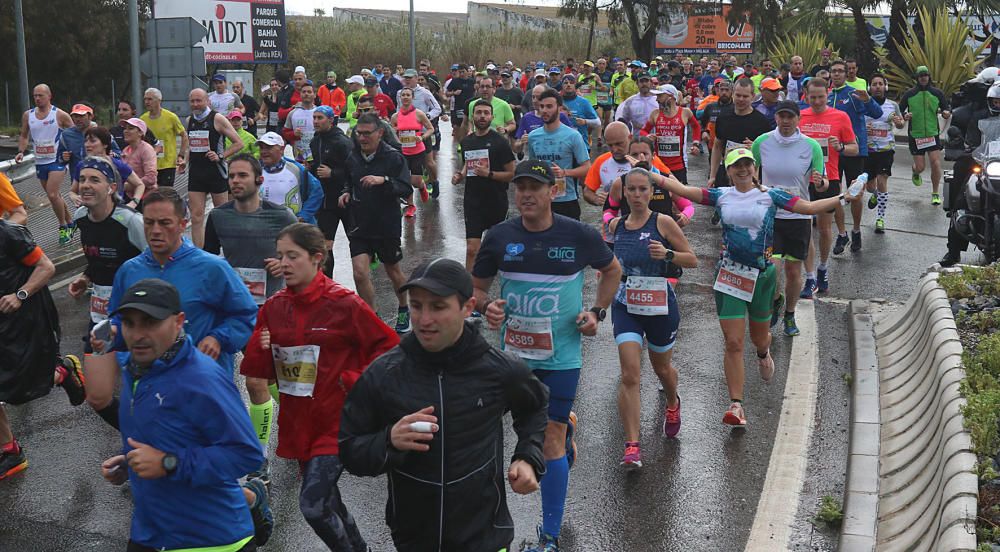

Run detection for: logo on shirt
[[547, 246, 576, 261], [504, 242, 525, 261], [639, 232, 651, 241]]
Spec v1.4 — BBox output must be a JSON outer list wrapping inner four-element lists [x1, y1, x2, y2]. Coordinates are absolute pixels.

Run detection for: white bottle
[[844, 173, 869, 204]]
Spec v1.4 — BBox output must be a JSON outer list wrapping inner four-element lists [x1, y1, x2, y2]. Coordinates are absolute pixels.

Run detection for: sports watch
[[589, 306, 607, 322], [162, 453, 178, 474], [15, 289, 28, 301]]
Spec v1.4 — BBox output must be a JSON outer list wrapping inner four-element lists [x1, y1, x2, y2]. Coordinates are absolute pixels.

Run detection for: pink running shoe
[[722, 402, 747, 427], [620, 442, 642, 470], [662, 396, 681, 438]]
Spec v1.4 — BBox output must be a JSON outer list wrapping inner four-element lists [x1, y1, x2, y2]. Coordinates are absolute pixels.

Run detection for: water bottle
[[844, 173, 869, 204]]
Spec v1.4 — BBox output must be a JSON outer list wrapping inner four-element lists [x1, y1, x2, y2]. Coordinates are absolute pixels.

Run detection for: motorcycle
[[943, 118, 1000, 263]]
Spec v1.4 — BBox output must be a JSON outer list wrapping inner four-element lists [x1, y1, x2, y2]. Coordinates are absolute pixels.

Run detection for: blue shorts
[[611, 290, 680, 353], [532, 368, 581, 424], [36, 161, 66, 181]]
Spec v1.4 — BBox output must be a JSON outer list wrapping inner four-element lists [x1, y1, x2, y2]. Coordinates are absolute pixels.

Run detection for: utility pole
[[14, 0, 29, 111], [129, 0, 142, 109], [409, 0, 416, 68]]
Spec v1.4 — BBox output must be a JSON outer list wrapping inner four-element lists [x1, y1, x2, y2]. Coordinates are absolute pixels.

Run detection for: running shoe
[[867, 193, 877, 210], [800, 278, 816, 299], [428, 180, 440, 199], [620, 442, 643, 470], [710, 211, 721, 225], [419, 185, 429, 203], [524, 526, 560, 552], [58, 226, 71, 246], [783, 314, 801, 336], [832, 233, 849, 255], [770, 293, 785, 328], [940, 251, 961, 267], [931, 193, 941, 206], [874, 218, 885, 234], [850, 230, 862, 252], [816, 267, 829, 293], [663, 396, 681, 438], [244, 478, 274, 546], [57, 354, 85, 406], [394, 309, 411, 334], [403, 204, 417, 218], [0, 443, 27, 481], [565, 411, 577, 469], [912, 173, 923, 187], [758, 350, 775, 382], [247, 458, 270, 489], [68, 221, 78, 238], [722, 402, 747, 427]]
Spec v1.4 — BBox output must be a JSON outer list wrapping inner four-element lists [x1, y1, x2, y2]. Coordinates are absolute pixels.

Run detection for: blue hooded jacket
[[108, 238, 258, 373], [828, 84, 882, 158], [119, 335, 262, 549]]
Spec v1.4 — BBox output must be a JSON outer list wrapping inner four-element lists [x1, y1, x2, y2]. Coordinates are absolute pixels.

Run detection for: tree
[[314, 8, 326, 17], [559, 0, 664, 60]]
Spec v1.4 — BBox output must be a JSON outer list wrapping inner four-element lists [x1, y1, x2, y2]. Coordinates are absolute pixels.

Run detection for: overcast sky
[[286, 0, 563, 15]]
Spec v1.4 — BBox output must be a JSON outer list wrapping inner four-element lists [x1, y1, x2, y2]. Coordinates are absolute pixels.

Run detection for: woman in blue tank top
[[609, 167, 697, 470]]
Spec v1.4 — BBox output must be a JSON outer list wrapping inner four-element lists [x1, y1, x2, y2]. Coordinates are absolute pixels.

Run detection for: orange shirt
[[0, 172, 24, 214]]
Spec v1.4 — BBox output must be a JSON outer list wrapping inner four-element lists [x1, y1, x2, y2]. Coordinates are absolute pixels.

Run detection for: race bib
[[815, 137, 830, 162], [237, 267, 267, 305], [579, 84, 593, 96], [464, 149, 490, 177], [268, 111, 279, 127], [725, 140, 744, 152], [657, 135, 681, 157], [89, 284, 113, 323], [915, 136, 937, 150], [554, 176, 568, 198], [713, 259, 759, 302], [868, 123, 890, 139], [400, 130, 418, 149], [597, 90, 610, 104], [295, 131, 314, 162], [625, 276, 670, 315], [189, 130, 210, 153], [154, 139, 165, 159], [504, 315, 554, 360], [34, 140, 56, 157], [272, 344, 320, 397]]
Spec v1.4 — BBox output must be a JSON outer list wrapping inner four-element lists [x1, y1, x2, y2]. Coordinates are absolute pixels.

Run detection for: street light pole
[[14, 0, 29, 112], [409, 0, 416, 68], [129, 0, 143, 109]]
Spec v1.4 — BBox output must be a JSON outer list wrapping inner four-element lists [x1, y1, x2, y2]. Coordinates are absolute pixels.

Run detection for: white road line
[[744, 299, 819, 551]]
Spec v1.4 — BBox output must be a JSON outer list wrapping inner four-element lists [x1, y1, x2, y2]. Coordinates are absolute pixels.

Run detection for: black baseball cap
[[513, 159, 555, 185], [399, 258, 473, 300], [364, 78, 378, 87], [775, 100, 800, 116], [110, 279, 181, 320]]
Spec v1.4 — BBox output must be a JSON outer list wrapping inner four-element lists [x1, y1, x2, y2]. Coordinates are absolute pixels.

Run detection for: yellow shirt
[[141, 108, 186, 170]]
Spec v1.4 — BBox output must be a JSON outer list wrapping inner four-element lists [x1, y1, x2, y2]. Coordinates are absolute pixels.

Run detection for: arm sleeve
[[338, 363, 410, 476], [206, 263, 258, 353], [299, 171, 324, 224], [672, 193, 694, 219], [687, 110, 702, 139], [203, 213, 221, 255], [504, 359, 549, 477], [424, 90, 442, 119], [173, 376, 263, 487]]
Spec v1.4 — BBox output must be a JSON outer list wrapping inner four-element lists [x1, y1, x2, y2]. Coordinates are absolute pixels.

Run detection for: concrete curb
[[861, 272, 977, 551]]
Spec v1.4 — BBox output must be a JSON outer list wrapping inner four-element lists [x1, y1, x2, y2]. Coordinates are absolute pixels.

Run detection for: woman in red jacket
[[241, 223, 398, 551]]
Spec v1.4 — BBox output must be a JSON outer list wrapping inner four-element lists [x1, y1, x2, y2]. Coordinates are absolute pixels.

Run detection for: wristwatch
[[589, 306, 607, 322], [15, 289, 28, 301], [162, 453, 178, 474], [665, 249, 675, 262]]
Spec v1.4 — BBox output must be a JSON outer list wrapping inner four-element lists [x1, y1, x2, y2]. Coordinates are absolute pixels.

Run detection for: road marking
[[744, 299, 819, 551]]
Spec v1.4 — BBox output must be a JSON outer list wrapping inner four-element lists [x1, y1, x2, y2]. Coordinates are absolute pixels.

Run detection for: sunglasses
[[354, 129, 377, 137], [358, 107, 373, 112]]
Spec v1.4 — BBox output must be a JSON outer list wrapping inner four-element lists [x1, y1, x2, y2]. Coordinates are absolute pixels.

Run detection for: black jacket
[[343, 141, 411, 239], [339, 323, 548, 552], [309, 126, 353, 208]]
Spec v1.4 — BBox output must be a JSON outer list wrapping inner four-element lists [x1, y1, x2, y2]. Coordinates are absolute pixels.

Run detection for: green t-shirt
[[576, 73, 601, 106], [467, 96, 515, 131], [845, 77, 868, 92]]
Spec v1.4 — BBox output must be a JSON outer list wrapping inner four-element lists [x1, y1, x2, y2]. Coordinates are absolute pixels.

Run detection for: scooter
[[944, 127, 1000, 263]]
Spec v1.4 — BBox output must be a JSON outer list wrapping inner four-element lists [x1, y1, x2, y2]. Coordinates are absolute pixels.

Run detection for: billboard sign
[[154, 0, 287, 63], [655, 4, 754, 55]]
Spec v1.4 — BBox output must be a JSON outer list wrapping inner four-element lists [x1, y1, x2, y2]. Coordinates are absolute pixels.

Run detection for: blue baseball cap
[[536, 61, 546, 69], [451, 63, 460, 70], [315, 105, 336, 119], [211, 73, 226, 82]]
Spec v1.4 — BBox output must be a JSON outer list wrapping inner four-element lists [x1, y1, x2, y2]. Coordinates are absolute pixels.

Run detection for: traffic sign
[[155, 18, 208, 49]]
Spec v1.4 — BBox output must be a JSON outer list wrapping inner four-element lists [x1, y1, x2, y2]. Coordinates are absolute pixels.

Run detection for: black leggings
[[299, 454, 368, 551]]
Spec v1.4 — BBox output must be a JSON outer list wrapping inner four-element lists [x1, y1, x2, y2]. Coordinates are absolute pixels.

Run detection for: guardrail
[[846, 272, 977, 551], [0, 153, 35, 184]]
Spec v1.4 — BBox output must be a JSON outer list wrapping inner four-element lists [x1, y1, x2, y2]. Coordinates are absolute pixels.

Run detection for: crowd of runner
[[0, 48, 958, 551]]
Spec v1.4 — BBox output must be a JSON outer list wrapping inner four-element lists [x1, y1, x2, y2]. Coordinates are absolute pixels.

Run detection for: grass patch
[[813, 495, 843, 527]]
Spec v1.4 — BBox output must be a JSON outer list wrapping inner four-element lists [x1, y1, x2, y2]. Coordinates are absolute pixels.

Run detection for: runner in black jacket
[[309, 105, 353, 275], [339, 257, 548, 552]]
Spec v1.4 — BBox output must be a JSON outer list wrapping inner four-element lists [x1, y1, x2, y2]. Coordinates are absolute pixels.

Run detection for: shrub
[[768, 31, 837, 71]]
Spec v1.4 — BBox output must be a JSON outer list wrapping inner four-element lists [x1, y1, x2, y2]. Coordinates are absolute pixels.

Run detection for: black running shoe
[[58, 354, 86, 406], [833, 233, 849, 255], [0, 444, 27, 481]]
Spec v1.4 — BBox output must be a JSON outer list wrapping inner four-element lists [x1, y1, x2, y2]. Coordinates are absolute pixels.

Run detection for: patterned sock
[[876, 192, 888, 219]]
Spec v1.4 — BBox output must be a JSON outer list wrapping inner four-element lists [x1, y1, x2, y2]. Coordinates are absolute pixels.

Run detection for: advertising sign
[[154, 0, 287, 63], [655, 4, 754, 55]]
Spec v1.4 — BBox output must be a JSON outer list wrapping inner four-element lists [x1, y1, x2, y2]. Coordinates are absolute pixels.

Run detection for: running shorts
[[157, 167, 176, 188], [908, 135, 942, 156], [405, 151, 426, 178], [772, 219, 811, 261], [348, 235, 403, 264], [531, 368, 581, 424], [188, 173, 229, 194], [839, 155, 865, 187], [551, 200, 581, 220], [35, 161, 66, 181], [315, 207, 347, 240], [464, 198, 509, 239], [864, 150, 894, 176], [714, 263, 777, 323], [809, 179, 841, 201], [611, 289, 680, 353]]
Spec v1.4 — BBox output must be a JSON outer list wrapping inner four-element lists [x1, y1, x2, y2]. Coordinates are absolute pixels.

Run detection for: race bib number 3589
[[504, 315, 554, 360]]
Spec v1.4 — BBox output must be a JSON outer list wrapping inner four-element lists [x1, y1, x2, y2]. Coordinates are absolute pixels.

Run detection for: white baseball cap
[[294, 65, 306, 74], [256, 132, 285, 147], [346, 75, 365, 86], [654, 84, 680, 98]]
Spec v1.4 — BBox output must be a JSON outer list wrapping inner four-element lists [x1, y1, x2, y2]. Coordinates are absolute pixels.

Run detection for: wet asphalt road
[[0, 122, 952, 551]]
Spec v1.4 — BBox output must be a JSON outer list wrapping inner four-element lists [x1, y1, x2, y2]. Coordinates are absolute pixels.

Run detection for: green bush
[[768, 31, 837, 71]]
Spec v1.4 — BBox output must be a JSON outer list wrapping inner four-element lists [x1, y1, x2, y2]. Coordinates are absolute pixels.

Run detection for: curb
[[852, 272, 978, 551], [842, 299, 880, 551]]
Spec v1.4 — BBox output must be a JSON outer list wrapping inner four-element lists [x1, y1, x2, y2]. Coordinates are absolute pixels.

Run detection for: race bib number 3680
[[712, 259, 759, 302]]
